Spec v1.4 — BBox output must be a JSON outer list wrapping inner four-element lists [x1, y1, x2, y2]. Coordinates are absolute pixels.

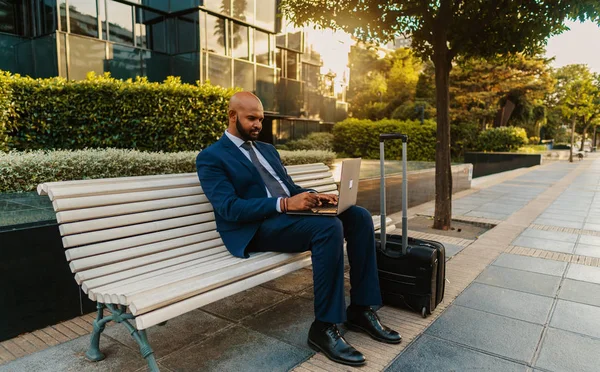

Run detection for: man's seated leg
[[338, 205, 402, 344], [249, 213, 366, 366]]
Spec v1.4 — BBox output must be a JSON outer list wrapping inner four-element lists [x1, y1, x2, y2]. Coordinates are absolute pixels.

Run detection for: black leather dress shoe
[[307, 321, 366, 366], [345, 306, 402, 344]]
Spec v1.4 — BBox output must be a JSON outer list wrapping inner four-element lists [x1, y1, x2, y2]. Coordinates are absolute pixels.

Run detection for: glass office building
[[0, 0, 347, 144]]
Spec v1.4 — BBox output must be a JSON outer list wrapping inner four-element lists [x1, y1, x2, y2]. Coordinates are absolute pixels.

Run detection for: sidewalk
[[1, 156, 599, 371]]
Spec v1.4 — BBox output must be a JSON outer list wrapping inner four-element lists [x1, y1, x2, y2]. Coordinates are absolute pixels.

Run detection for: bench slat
[[134, 254, 311, 329], [96, 253, 264, 305], [82, 249, 231, 295], [128, 252, 299, 315], [66, 223, 216, 261], [53, 187, 203, 212], [94, 254, 239, 304], [60, 203, 212, 236], [57, 195, 209, 223], [75, 238, 225, 285], [86, 251, 232, 300], [69, 230, 221, 272], [62, 212, 215, 249], [290, 172, 332, 182]]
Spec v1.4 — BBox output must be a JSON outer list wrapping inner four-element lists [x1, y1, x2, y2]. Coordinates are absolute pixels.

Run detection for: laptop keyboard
[[311, 203, 338, 214]]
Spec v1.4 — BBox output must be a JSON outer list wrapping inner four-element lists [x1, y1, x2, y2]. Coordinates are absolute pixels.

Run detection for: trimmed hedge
[[0, 71, 236, 152], [332, 118, 436, 161], [0, 148, 336, 193], [477, 126, 529, 152], [277, 132, 334, 151]]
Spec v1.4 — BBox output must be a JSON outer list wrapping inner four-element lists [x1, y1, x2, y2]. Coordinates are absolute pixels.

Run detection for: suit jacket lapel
[[219, 135, 257, 176], [255, 142, 289, 185]]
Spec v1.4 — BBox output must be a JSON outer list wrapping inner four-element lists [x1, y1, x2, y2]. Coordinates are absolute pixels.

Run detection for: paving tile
[[558, 279, 600, 307], [260, 269, 314, 294], [201, 286, 290, 322], [578, 235, 600, 247], [243, 296, 315, 350], [0, 335, 145, 372], [566, 263, 600, 284], [159, 325, 312, 372], [104, 309, 232, 359], [443, 243, 465, 258], [550, 300, 600, 339], [533, 218, 584, 229], [425, 305, 543, 363], [454, 283, 553, 324], [386, 334, 526, 372], [583, 222, 600, 231], [544, 208, 588, 217], [492, 253, 567, 277], [511, 236, 575, 253], [519, 228, 579, 243], [475, 266, 561, 297], [574, 243, 600, 258], [538, 212, 586, 222], [464, 211, 511, 220]]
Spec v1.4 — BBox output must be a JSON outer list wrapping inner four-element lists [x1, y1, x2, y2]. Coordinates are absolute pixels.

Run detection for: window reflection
[[68, 34, 106, 80], [255, 30, 269, 65], [231, 23, 249, 60], [232, 0, 253, 24], [255, 0, 275, 32], [234, 59, 254, 91], [0, 0, 23, 35], [208, 54, 231, 87], [176, 13, 199, 54], [286, 51, 298, 80], [204, 0, 230, 17], [206, 14, 226, 55], [256, 65, 276, 111], [107, 0, 134, 45], [69, 0, 99, 38], [58, 0, 67, 32]]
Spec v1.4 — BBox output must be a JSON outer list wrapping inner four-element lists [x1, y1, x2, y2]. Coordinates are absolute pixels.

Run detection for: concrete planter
[[465, 152, 542, 178], [355, 164, 473, 215]]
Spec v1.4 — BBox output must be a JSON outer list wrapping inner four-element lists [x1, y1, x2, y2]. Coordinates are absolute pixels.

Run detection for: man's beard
[[236, 117, 260, 141]]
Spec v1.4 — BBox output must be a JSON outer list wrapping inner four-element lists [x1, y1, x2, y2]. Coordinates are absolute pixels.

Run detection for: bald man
[[196, 92, 400, 366]]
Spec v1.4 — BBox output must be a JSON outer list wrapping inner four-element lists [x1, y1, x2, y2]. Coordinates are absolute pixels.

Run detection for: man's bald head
[[227, 91, 265, 141]]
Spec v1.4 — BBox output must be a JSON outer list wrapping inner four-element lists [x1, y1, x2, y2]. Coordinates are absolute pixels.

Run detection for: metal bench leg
[[122, 320, 159, 372], [86, 302, 106, 361]]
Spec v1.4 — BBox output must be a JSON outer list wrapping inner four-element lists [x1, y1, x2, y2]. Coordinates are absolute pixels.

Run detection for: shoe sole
[[307, 339, 366, 366], [345, 322, 402, 344]]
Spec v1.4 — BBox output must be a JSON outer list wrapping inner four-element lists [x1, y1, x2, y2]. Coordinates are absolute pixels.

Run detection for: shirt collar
[[224, 130, 247, 149]]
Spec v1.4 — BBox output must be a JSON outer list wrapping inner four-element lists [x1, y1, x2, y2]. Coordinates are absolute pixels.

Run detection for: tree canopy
[[281, 0, 600, 230]]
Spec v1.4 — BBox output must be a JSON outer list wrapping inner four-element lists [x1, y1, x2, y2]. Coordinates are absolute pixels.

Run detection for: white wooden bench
[[37, 162, 395, 371]]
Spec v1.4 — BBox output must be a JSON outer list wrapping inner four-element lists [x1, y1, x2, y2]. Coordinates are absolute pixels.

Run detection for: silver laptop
[[288, 158, 361, 216]]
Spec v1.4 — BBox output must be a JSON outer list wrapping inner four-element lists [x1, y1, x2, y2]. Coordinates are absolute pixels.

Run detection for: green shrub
[[0, 148, 336, 193], [332, 118, 436, 161], [476, 126, 529, 152], [277, 132, 334, 151], [279, 150, 336, 166], [0, 71, 14, 152], [528, 136, 540, 144], [0, 71, 236, 152]]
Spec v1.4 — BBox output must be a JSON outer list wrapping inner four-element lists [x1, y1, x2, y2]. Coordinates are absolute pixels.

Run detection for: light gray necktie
[[241, 142, 288, 198]]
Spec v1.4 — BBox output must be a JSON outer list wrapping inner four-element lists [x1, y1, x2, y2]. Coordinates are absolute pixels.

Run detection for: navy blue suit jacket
[[196, 134, 314, 258]]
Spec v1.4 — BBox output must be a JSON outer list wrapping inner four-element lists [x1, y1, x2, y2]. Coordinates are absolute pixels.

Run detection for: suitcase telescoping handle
[[379, 133, 409, 254]]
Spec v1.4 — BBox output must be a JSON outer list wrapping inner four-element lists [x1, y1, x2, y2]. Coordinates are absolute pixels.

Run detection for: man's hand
[[316, 193, 338, 206], [286, 193, 338, 211], [287, 192, 322, 211]]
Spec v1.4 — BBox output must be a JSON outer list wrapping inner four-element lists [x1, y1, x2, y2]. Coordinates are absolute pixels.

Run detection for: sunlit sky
[[545, 20, 600, 73]]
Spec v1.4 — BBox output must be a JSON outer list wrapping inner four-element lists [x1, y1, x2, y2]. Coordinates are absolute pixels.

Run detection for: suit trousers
[[248, 205, 382, 323]]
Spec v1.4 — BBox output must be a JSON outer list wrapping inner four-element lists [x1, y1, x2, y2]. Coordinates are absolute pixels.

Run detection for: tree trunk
[[569, 116, 576, 163], [432, 45, 452, 230], [580, 122, 590, 151]]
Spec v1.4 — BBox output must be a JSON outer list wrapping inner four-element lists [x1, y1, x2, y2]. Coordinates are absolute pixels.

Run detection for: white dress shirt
[[225, 130, 290, 212]]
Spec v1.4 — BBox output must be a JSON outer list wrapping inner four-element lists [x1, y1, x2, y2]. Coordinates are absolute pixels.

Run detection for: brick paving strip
[[0, 161, 593, 368], [295, 159, 593, 371]]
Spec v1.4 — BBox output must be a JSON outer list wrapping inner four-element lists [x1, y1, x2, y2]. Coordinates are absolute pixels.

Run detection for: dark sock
[[313, 319, 334, 330]]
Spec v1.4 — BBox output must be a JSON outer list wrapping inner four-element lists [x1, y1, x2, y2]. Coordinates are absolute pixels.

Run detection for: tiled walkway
[[2, 156, 600, 372]]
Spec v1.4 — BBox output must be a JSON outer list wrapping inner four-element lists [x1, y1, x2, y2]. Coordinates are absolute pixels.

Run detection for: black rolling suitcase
[[375, 134, 446, 318]]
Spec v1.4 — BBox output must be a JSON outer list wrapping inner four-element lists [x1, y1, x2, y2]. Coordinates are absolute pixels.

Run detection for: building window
[[234, 59, 254, 91], [106, 0, 134, 45], [68, 34, 106, 80], [255, 0, 275, 32], [203, 0, 230, 16], [231, 22, 249, 60], [287, 31, 302, 52], [68, 0, 99, 38], [232, 0, 253, 24], [206, 14, 226, 55], [0, 0, 25, 35], [286, 51, 298, 80], [256, 65, 276, 111], [255, 30, 269, 65], [175, 12, 199, 54], [208, 54, 231, 87]]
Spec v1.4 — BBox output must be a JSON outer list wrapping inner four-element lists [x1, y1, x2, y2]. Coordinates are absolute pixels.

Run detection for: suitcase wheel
[[421, 307, 427, 318]]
